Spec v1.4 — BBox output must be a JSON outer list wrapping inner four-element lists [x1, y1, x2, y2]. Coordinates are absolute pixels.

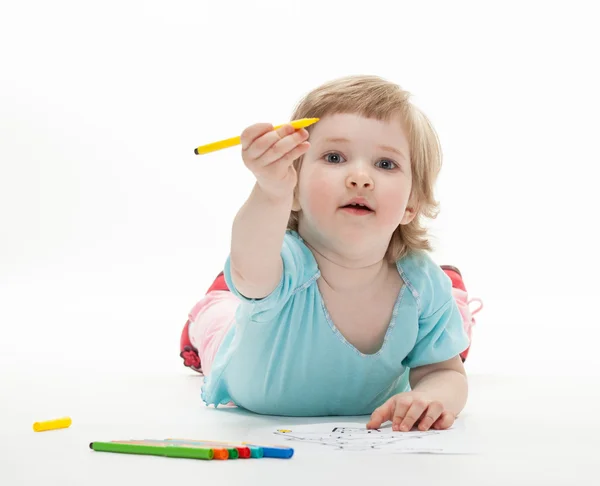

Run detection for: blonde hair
[[287, 74, 442, 262]]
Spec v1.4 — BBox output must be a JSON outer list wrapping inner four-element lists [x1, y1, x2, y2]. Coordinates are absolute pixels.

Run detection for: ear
[[292, 185, 301, 211], [400, 190, 419, 225], [400, 198, 418, 225], [400, 206, 416, 225]]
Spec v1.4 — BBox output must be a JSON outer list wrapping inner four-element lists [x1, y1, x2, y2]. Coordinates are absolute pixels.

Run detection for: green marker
[[89, 441, 214, 460], [223, 447, 239, 459]]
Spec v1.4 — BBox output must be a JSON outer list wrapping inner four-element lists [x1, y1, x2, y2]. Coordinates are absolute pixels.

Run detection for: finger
[[388, 396, 413, 431], [397, 399, 429, 432], [261, 142, 309, 187], [367, 398, 396, 430], [268, 140, 310, 172], [416, 401, 444, 431], [240, 123, 276, 150], [432, 411, 455, 430], [243, 124, 296, 160], [259, 128, 309, 167]]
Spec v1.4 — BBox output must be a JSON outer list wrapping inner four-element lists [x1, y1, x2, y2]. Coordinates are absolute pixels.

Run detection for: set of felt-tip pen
[[89, 438, 294, 460]]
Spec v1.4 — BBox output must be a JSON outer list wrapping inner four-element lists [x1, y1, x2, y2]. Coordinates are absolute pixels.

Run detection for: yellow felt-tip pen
[[194, 117, 319, 155], [33, 417, 72, 432]]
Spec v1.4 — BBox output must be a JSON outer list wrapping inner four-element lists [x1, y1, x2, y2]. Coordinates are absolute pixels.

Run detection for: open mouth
[[340, 203, 374, 214]]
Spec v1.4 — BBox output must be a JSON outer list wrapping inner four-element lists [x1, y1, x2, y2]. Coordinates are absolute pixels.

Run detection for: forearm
[[411, 369, 468, 416], [229, 182, 293, 297]]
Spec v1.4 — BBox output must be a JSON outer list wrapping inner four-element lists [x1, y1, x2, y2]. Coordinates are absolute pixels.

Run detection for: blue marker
[[243, 443, 294, 459]]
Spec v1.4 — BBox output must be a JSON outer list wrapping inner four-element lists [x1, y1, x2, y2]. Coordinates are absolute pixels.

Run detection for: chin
[[329, 230, 386, 255]]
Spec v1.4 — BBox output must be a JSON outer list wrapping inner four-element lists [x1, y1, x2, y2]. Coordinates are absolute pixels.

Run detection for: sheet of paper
[[269, 420, 478, 455]]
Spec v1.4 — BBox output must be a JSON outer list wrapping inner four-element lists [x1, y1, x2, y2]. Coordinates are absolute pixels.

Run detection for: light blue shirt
[[201, 230, 469, 416]]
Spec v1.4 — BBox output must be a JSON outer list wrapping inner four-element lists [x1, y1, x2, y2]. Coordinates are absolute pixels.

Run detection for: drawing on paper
[[274, 424, 440, 451]]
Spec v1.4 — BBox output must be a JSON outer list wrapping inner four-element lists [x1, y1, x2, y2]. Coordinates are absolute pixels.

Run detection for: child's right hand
[[240, 123, 310, 200]]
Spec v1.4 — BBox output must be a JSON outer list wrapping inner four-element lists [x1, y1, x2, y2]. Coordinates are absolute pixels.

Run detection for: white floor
[[2, 363, 598, 486]]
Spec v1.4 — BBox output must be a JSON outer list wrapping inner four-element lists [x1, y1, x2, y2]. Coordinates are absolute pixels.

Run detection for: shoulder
[[281, 230, 310, 259], [221, 230, 319, 321], [396, 249, 454, 318], [281, 230, 319, 283]]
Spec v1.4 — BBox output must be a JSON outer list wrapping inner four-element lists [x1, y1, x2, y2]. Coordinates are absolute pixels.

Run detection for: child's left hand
[[366, 391, 455, 432]]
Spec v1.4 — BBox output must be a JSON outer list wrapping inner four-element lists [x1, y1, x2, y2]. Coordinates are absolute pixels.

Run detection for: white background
[[3, 0, 599, 378], [2, 0, 600, 376], [1, 1, 600, 483]]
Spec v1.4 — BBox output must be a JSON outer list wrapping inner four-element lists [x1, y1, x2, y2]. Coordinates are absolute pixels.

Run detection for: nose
[[346, 167, 373, 190]]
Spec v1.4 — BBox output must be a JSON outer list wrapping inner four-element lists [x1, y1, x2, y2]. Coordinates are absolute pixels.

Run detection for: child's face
[[294, 113, 415, 260]]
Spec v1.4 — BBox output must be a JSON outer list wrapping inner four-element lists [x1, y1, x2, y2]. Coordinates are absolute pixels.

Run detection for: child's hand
[[366, 391, 456, 432], [240, 123, 310, 200]]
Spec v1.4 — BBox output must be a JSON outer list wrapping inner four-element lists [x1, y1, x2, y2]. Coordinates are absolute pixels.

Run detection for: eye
[[376, 159, 397, 170], [325, 152, 345, 164]]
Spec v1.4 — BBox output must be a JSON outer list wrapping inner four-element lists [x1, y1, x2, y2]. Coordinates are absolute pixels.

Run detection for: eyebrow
[[322, 137, 407, 160]]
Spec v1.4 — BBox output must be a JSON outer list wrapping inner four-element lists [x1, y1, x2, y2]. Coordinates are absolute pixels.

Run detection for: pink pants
[[187, 290, 240, 376]]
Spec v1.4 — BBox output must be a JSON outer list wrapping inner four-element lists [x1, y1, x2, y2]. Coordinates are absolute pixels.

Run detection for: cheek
[[377, 180, 412, 226], [299, 170, 337, 221]]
